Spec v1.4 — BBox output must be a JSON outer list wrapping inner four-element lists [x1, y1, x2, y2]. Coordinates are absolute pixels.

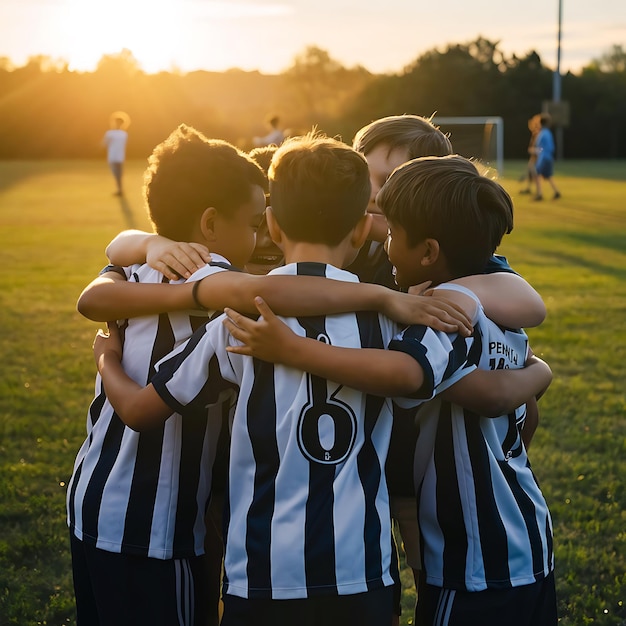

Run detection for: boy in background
[[224, 155, 556, 626], [533, 113, 561, 201], [102, 112, 130, 196], [68, 124, 267, 626]]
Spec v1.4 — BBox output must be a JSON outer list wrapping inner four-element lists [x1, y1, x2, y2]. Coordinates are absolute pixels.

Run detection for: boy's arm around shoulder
[[195, 272, 473, 336], [106, 229, 210, 280], [450, 272, 546, 328], [441, 351, 552, 417], [77, 269, 200, 322], [223, 297, 425, 397], [93, 324, 174, 431]]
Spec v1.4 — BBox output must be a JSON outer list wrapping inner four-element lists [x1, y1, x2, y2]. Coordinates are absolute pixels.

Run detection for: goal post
[[432, 116, 504, 177]]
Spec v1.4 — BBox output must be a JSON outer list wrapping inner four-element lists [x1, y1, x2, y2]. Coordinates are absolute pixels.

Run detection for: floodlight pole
[[553, 0, 564, 159]]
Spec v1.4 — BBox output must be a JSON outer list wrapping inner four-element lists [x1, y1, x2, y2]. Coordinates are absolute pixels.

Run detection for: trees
[[0, 42, 623, 159]]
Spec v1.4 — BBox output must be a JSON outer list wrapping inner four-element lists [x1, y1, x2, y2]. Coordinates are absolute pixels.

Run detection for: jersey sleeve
[[150, 315, 240, 417], [98, 263, 128, 279], [388, 325, 477, 407]]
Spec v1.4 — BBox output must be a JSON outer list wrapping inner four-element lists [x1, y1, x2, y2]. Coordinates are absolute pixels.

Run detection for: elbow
[[389, 369, 425, 398], [76, 293, 102, 321], [118, 409, 165, 433], [526, 300, 547, 327], [476, 388, 512, 417]]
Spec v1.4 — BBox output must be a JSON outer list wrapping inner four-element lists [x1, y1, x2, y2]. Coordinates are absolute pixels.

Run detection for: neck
[[282, 241, 349, 268]]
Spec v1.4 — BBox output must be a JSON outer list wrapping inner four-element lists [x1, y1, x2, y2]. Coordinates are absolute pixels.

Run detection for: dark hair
[[248, 145, 278, 177], [143, 124, 266, 240], [269, 133, 371, 245], [377, 155, 513, 277], [539, 113, 552, 128], [353, 114, 453, 159]]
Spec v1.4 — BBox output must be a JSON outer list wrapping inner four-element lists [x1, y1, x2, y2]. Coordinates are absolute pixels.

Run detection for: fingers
[[253, 296, 276, 320], [148, 243, 210, 280]]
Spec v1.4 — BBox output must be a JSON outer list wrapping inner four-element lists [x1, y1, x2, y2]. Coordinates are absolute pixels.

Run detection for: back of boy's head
[[144, 124, 266, 240], [377, 155, 513, 278], [268, 132, 371, 246], [353, 114, 453, 160]]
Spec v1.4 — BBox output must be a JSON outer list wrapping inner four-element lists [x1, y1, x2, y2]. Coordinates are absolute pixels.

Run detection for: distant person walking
[[253, 115, 284, 147], [533, 113, 561, 201], [519, 114, 540, 196], [103, 111, 130, 196]]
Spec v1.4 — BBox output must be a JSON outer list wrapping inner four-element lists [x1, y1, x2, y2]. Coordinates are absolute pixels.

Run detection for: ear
[[421, 238, 441, 266], [199, 207, 219, 242], [351, 213, 373, 251], [265, 207, 284, 248]]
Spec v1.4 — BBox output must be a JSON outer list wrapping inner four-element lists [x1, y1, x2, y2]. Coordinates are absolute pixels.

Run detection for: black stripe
[[498, 458, 546, 580], [355, 310, 387, 587], [80, 415, 126, 541], [435, 403, 469, 584], [245, 358, 278, 597], [466, 414, 512, 586], [173, 413, 210, 554], [122, 311, 176, 553]]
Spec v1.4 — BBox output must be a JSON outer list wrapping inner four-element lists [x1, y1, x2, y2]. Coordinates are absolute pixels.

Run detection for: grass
[[0, 159, 625, 625]]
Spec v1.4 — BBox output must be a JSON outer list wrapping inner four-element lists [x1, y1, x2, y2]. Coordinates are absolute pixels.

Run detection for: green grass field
[[0, 159, 624, 625]]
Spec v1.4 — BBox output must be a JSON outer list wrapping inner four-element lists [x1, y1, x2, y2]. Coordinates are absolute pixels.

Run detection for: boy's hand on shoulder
[[223, 297, 299, 364], [93, 322, 123, 369], [146, 238, 211, 280], [384, 283, 473, 336]]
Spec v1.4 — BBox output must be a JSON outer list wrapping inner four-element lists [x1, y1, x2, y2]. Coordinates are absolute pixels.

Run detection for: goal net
[[432, 116, 504, 177]]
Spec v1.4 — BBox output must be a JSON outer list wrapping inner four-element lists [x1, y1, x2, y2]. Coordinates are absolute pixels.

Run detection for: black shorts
[[415, 572, 557, 626], [221, 586, 394, 626], [70, 532, 212, 626]]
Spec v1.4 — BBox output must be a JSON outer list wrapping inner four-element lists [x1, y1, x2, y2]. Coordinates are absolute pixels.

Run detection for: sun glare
[[58, 0, 184, 72]]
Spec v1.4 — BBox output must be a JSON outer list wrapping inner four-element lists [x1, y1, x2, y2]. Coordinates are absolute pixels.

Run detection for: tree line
[[0, 39, 624, 160]]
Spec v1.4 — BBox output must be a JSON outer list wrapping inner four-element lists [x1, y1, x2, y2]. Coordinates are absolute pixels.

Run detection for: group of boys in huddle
[[66, 114, 557, 626]]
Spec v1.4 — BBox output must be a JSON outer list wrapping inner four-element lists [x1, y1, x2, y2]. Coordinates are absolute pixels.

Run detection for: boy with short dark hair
[[92, 135, 548, 626], [68, 124, 267, 626], [224, 154, 556, 626]]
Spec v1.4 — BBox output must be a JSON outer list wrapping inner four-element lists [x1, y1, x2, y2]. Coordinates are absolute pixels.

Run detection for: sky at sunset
[[0, 0, 624, 75]]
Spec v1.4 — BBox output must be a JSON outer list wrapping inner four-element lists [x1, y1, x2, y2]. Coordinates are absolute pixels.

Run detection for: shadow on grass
[[117, 194, 137, 229], [537, 242, 626, 281]]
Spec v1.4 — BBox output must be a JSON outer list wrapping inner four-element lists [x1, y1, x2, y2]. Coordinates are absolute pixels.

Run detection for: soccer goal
[[432, 116, 504, 177]]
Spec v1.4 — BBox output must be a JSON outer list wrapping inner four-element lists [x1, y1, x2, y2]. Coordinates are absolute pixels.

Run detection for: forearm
[[77, 280, 196, 321], [267, 336, 423, 396], [97, 353, 172, 430], [443, 356, 552, 417], [197, 273, 389, 316], [522, 396, 539, 449], [199, 272, 471, 333], [105, 230, 154, 265]]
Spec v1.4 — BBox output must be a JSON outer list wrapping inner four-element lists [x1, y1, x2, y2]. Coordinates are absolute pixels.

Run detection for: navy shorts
[[70, 532, 212, 626], [221, 586, 394, 626], [536, 156, 554, 178], [415, 572, 557, 626]]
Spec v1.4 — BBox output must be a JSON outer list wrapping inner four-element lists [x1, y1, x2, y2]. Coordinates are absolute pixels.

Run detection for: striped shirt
[[402, 284, 554, 592], [151, 262, 476, 600], [66, 257, 234, 560]]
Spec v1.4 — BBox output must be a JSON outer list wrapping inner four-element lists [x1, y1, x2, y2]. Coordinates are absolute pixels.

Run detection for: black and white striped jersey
[[405, 284, 554, 592], [66, 257, 233, 560], [151, 262, 476, 600]]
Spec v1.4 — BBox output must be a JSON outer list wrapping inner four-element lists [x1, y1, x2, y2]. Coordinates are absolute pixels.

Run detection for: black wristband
[[191, 278, 208, 311]]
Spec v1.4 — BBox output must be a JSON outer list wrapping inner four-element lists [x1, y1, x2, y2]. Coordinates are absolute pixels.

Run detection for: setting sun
[[56, 0, 185, 72], [0, 0, 620, 75]]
